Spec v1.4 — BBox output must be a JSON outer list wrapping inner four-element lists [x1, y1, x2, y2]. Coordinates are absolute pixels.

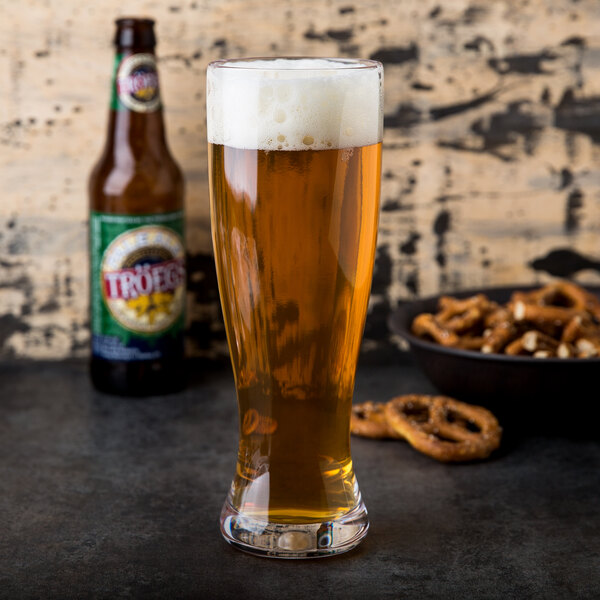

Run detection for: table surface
[[1, 358, 599, 599]]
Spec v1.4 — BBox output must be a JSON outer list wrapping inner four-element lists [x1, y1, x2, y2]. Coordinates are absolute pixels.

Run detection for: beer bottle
[[89, 18, 186, 395]]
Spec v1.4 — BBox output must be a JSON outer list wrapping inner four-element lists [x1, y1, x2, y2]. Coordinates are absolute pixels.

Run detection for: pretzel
[[481, 321, 519, 354], [443, 306, 484, 333], [512, 281, 588, 310], [257, 415, 278, 434], [561, 311, 600, 357], [538, 281, 588, 311], [411, 281, 600, 359], [436, 294, 491, 333], [242, 409, 278, 435], [511, 301, 578, 327], [384, 395, 502, 462], [511, 288, 546, 305], [483, 306, 512, 329], [557, 342, 575, 358], [411, 313, 459, 347], [351, 401, 403, 439], [438, 294, 488, 317], [584, 295, 600, 321], [522, 330, 559, 352], [505, 330, 560, 356], [575, 338, 600, 358], [242, 409, 259, 435], [561, 315, 599, 343]]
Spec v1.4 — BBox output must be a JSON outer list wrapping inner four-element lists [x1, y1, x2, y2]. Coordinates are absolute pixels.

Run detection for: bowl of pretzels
[[390, 280, 600, 422]]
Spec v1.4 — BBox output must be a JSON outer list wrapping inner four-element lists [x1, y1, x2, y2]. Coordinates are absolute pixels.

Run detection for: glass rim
[[207, 57, 381, 71]]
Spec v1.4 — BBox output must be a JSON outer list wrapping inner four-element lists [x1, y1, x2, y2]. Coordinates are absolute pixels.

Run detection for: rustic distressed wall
[[1, 0, 600, 360]]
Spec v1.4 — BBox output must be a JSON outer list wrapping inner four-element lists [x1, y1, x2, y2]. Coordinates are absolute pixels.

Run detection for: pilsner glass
[[207, 57, 383, 558]]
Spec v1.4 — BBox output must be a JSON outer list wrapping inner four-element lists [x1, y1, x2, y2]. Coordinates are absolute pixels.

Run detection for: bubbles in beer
[[207, 58, 382, 151]]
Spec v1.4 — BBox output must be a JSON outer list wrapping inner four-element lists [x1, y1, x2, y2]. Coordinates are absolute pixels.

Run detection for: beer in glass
[[207, 57, 383, 557]]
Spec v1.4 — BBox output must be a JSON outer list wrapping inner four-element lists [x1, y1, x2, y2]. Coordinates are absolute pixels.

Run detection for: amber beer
[[207, 58, 383, 557], [210, 144, 381, 516]]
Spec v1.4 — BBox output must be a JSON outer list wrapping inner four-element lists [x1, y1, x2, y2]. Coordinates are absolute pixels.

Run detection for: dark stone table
[[1, 358, 598, 599]]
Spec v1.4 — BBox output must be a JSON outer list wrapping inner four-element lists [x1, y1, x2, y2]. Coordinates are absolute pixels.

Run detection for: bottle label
[[113, 53, 161, 113], [90, 211, 185, 361]]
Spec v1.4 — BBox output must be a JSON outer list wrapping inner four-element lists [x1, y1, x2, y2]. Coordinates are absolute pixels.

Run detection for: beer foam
[[207, 58, 383, 151]]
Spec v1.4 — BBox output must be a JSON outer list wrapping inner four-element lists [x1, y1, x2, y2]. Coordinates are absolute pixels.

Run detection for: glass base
[[220, 501, 369, 559]]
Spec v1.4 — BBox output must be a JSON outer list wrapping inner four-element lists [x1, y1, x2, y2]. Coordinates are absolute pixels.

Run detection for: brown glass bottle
[[89, 18, 186, 396]]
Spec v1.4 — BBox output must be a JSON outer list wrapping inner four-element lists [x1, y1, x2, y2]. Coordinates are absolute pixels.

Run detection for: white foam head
[[207, 58, 383, 151]]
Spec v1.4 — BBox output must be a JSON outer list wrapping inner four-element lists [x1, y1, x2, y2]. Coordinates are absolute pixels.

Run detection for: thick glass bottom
[[220, 498, 369, 559]]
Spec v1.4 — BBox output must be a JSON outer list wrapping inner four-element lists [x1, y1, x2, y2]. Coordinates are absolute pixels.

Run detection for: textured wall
[[1, 0, 600, 360]]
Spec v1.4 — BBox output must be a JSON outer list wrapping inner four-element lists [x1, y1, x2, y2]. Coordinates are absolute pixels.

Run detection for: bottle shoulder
[[89, 150, 184, 213]]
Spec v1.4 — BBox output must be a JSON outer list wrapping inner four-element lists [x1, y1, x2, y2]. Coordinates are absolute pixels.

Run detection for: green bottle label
[[110, 52, 161, 113], [90, 210, 185, 361]]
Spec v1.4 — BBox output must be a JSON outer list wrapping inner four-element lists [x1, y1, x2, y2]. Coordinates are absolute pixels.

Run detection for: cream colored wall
[[1, 0, 600, 359]]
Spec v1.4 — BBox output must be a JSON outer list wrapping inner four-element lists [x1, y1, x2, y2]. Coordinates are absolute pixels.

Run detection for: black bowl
[[389, 286, 600, 430]]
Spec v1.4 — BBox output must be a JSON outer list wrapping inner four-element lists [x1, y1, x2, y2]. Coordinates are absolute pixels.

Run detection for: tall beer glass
[[207, 58, 383, 558]]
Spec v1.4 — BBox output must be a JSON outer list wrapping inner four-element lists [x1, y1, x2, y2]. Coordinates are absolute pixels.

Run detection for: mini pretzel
[[504, 336, 526, 355], [557, 342, 575, 358], [438, 294, 487, 317], [351, 401, 403, 439], [505, 330, 559, 356], [384, 395, 502, 462], [539, 281, 588, 311], [242, 409, 259, 435], [584, 294, 600, 321], [561, 315, 599, 343], [511, 301, 578, 327], [562, 315, 585, 343], [483, 306, 512, 329], [256, 415, 278, 434], [242, 409, 278, 435], [511, 289, 545, 305], [513, 281, 587, 311], [481, 321, 519, 354], [411, 281, 600, 359], [412, 313, 459, 347], [576, 338, 600, 358], [442, 306, 484, 333], [437, 294, 494, 334], [521, 330, 559, 352]]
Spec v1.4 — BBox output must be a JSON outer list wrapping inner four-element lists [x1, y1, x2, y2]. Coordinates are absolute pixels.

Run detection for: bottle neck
[[106, 49, 167, 159]]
